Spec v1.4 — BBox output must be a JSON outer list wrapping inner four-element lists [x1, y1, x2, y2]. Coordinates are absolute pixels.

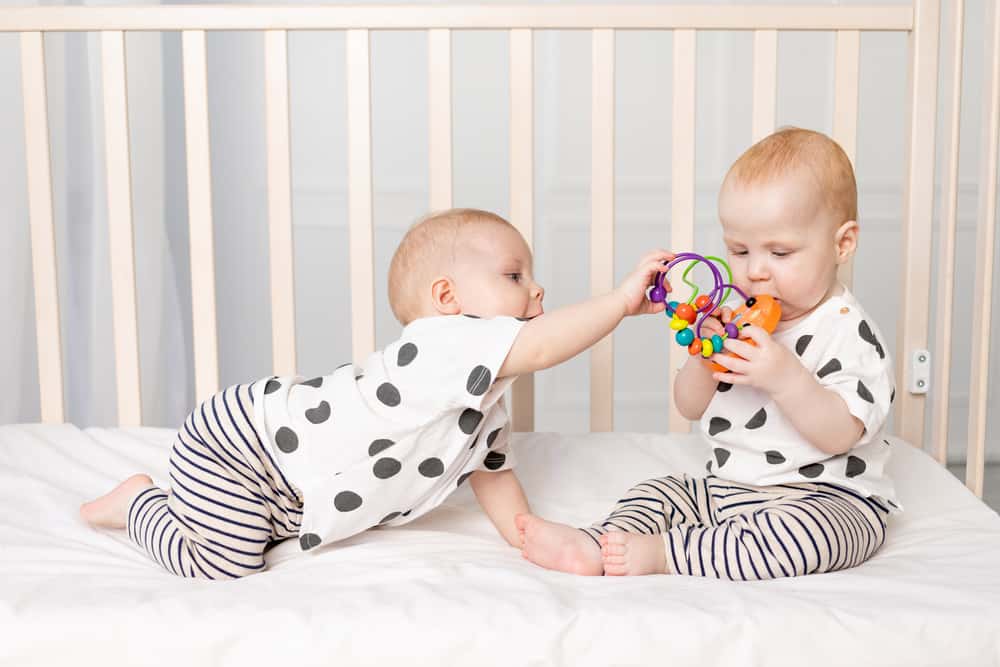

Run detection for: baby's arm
[[672, 306, 734, 420], [469, 469, 529, 547], [674, 354, 721, 420], [498, 249, 673, 377]]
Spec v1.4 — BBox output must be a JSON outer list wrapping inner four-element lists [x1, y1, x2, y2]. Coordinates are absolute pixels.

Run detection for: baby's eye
[[730, 250, 748, 256], [772, 251, 790, 257], [507, 273, 523, 283]]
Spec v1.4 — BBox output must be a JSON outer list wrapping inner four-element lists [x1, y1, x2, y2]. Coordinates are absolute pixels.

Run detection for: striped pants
[[127, 382, 304, 580], [581, 474, 890, 580]]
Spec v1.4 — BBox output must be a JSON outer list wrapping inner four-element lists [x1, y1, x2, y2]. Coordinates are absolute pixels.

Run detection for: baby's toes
[[603, 558, 628, 576], [603, 533, 629, 554]]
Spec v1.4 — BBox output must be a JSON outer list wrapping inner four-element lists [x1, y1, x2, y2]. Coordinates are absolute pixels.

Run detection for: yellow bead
[[669, 316, 689, 331], [701, 338, 714, 357]]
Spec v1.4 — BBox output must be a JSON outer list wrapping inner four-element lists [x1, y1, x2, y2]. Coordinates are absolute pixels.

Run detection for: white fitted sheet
[[2, 423, 999, 666]]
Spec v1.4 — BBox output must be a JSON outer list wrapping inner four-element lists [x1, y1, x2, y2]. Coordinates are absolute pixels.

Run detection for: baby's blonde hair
[[726, 127, 858, 224], [388, 208, 515, 325]]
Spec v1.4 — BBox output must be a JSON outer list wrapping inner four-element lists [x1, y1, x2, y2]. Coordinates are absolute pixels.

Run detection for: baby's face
[[450, 223, 545, 320], [718, 170, 845, 331]]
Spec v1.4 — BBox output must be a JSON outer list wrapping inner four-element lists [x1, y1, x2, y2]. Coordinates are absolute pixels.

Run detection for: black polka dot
[[706, 460, 713, 473], [355, 374, 364, 381], [713, 448, 730, 467], [305, 400, 331, 424], [463, 314, 481, 319], [799, 463, 824, 478], [516, 316, 536, 322], [858, 321, 885, 358], [486, 427, 503, 447], [708, 417, 731, 436], [335, 362, 352, 370], [484, 451, 506, 470], [890, 388, 895, 404], [457, 471, 474, 487], [302, 376, 323, 388], [466, 365, 492, 396], [299, 533, 321, 551], [795, 335, 813, 357], [376, 382, 401, 407], [765, 450, 786, 464], [334, 491, 363, 512], [817, 359, 842, 379], [459, 408, 484, 434], [379, 512, 401, 524], [717, 382, 733, 393], [275, 427, 299, 453], [857, 380, 874, 403], [402, 510, 412, 517], [418, 458, 445, 478], [846, 455, 866, 478], [264, 379, 281, 394], [397, 343, 418, 367], [745, 408, 767, 430], [373, 457, 402, 479], [368, 439, 395, 456]]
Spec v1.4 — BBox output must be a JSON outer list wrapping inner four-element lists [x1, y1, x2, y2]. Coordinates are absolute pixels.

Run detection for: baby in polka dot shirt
[[518, 128, 899, 581], [81, 208, 674, 579]]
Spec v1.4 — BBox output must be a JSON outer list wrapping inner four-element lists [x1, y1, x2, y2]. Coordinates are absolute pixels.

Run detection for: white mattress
[[2, 423, 999, 666]]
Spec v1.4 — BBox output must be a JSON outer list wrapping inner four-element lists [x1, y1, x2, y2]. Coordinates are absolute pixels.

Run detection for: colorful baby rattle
[[648, 252, 781, 373]]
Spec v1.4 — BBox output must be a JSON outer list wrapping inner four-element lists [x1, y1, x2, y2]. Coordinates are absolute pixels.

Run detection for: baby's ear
[[430, 275, 461, 315], [834, 220, 859, 263]]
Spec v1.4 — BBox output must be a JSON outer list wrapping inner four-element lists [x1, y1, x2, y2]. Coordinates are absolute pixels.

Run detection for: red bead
[[695, 294, 711, 310], [676, 303, 696, 324], [688, 339, 702, 356]]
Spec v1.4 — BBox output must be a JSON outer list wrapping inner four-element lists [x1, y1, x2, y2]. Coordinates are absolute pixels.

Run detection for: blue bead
[[711, 335, 724, 353], [676, 328, 694, 346], [666, 300, 679, 316]]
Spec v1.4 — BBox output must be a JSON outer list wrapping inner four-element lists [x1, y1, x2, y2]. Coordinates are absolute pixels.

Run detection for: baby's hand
[[698, 305, 733, 340], [616, 250, 675, 316], [711, 324, 805, 396]]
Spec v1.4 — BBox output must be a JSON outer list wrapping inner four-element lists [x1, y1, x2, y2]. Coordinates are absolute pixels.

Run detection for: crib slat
[[101, 30, 142, 426], [591, 28, 614, 432], [895, 0, 939, 447], [668, 29, 696, 434], [429, 28, 452, 211], [833, 30, 860, 289], [510, 28, 535, 432], [264, 30, 297, 377], [931, 0, 965, 466], [967, 0, 999, 498], [751, 29, 776, 142], [347, 29, 375, 360], [182, 30, 220, 402], [21, 31, 64, 424]]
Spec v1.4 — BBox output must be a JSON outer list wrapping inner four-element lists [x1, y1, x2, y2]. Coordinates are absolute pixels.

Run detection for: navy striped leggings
[[127, 382, 303, 580], [581, 474, 890, 580]]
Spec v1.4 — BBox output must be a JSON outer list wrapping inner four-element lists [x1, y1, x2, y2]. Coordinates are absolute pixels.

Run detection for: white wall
[[2, 0, 998, 465]]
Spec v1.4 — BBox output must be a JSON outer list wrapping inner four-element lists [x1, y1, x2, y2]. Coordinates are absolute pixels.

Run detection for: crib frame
[[2, 2, 997, 498]]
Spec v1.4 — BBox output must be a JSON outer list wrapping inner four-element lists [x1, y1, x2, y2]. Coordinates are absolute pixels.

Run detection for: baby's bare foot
[[600, 532, 668, 576], [516, 513, 603, 576], [80, 474, 155, 529]]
